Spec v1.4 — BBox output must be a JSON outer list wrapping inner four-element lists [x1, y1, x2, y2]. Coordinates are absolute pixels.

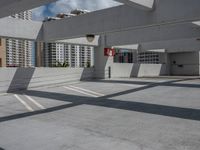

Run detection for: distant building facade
[[6, 10, 33, 67], [0, 38, 6, 67], [41, 43, 94, 68]]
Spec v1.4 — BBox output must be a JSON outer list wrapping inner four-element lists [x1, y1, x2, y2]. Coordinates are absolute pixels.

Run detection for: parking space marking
[[14, 94, 34, 112], [0, 93, 8, 96], [63, 86, 99, 97], [69, 85, 105, 97], [24, 95, 45, 110], [119, 84, 142, 87]]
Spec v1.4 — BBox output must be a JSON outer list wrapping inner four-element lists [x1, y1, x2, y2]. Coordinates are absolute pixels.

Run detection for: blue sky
[[32, 0, 121, 21]]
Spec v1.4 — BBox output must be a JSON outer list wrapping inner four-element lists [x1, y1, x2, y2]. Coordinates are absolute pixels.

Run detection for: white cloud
[[32, 6, 47, 21], [32, 0, 121, 21]]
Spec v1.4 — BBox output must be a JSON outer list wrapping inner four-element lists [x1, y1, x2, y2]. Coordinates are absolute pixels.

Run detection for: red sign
[[104, 48, 115, 56]]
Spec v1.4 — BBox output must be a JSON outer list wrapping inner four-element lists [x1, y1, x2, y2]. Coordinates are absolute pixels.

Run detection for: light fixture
[[86, 34, 95, 42], [196, 38, 200, 41]]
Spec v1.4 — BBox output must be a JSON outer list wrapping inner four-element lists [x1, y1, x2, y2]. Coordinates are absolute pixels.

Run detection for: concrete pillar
[[199, 51, 200, 75], [164, 52, 170, 75], [94, 35, 113, 79]]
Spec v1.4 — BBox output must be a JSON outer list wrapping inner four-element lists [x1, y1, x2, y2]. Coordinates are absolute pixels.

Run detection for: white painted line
[[0, 93, 8, 96], [63, 86, 99, 98], [69, 85, 105, 97], [14, 94, 34, 112], [24, 95, 45, 110], [120, 84, 138, 87]]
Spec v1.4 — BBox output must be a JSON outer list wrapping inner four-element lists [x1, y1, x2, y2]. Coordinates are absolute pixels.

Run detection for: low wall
[[170, 64, 199, 76], [111, 63, 168, 78], [169, 52, 200, 76], [0, 67, 94, 93]]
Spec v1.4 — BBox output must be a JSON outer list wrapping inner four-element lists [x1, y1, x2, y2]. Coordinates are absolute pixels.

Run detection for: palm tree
[[55, 61, 69, 67]]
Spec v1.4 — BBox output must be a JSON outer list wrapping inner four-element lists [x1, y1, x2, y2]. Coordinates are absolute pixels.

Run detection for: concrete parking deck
[[0, 77, 200, 150]]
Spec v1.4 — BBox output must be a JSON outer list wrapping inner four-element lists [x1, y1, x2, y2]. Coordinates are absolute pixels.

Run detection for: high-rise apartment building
[[6, 10, 33, 67], [67, 44, 94, 68], [41, 43, 94, 68], [0, 39, 6, 67]]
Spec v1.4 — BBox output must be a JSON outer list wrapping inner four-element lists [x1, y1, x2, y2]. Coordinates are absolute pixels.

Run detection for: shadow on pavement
[[0, 78, 200, 123], [7, 68, 35, 93], [85, 77, 200, 89]]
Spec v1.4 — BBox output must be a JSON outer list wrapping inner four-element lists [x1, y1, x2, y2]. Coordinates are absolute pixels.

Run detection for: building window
[[114, 49, 133, 63], [138, 52, 159, 64]]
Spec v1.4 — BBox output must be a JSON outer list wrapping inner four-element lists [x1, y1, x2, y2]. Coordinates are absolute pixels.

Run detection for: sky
[[32, 0, 121, 21]]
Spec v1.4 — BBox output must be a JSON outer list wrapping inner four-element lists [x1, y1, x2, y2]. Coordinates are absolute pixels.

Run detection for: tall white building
[[43, 43, 94, 68], [6, 10, 33, 67]]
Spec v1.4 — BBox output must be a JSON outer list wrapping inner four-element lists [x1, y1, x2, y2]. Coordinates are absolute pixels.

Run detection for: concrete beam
[[0, 0, 57, 18], [112, 44, 139, 50], [114, 0, 155, 10], [193, 21, 200, 26], [0, 18, 199, 48], [43, 0, 200, 41], [140, 38, 200, 53], [55, 36, 100, 46], [111, 38, 200, 53], [106, 23, 200, 46], [0, 17, 42, 40]]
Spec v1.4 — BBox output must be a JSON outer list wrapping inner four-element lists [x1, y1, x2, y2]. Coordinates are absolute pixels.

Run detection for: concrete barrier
[[0, 67, 94, 93], [111, 63, 168, 78]]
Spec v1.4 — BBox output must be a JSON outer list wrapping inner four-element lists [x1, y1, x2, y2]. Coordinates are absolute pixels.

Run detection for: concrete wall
[[111, 63, 168, 78], [169, 52, 200, 76], [0, 67, 94, 93]]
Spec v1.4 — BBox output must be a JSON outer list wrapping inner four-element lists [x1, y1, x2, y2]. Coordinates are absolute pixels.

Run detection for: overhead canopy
[[140, 38, 200, 53], [42, 0, 200, 41], [112, 44, 139, 50], [55, 36, 100, 46], [105, 22, 200, 46], [0, 0, 199, 54], [112, 38, 200, 53]]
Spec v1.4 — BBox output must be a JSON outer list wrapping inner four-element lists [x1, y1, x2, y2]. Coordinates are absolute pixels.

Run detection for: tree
[[55, 61, 69, 67]]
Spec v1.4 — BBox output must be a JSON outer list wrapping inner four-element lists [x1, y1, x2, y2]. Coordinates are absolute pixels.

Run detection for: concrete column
[[164, 52, 170, 75], [94, 35, 113, 79], [199, 51, 200, 75]]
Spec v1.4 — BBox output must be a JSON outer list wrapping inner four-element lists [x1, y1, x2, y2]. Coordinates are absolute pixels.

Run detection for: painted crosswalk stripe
[[14, 94, 34, 112], [69, 85, 104, 97], [63, 86, 99, 97], [24, 95, 45, 110]]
